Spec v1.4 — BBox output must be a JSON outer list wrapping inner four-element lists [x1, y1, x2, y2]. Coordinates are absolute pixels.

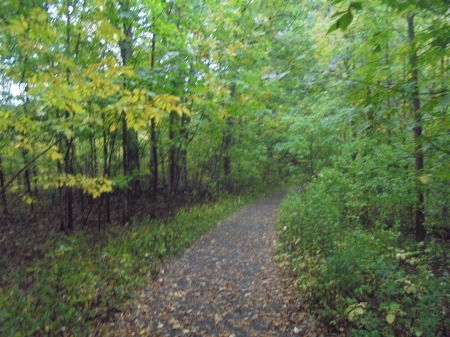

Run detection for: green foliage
[[278, 180, 450, 336], [0, 0, 293, 211], [0, 195, 254, 336]]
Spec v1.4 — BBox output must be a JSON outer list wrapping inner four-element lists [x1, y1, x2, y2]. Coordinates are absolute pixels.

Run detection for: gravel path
[[104, 191, 330, 337]]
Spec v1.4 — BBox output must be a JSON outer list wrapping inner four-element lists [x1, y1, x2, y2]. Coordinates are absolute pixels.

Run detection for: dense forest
[[1, 0, 449, 336]]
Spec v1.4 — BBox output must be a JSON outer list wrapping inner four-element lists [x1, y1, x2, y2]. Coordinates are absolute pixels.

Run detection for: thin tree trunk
[[408, 15, 426, 242], [90, 130, 97, 177], [57, 134, 65, 231], [222, 125, 231, 190], [103, 126, 111, 223], [169, 111, 178, 201], [22, 148, 34, 212], [63, 0, 74, 230], [64, 136, 74, 230], [122, 113, 129, 221], [120, 0, 140, 220], [150, 118, 158, 203], [223, 83, 237, 193], [179, 114, 190, 193], [150, 34, 158, 205], [21, 80, 33, 210]]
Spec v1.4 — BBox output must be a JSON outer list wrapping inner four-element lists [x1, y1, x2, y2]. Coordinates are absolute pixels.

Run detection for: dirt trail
[[103, 191, 331, 337]]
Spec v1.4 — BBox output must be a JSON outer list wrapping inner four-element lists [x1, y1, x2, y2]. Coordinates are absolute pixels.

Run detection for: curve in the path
[[105, 191, 329, 337]]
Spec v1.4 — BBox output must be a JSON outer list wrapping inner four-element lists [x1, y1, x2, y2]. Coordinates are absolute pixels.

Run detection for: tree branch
[[0, 137, 63, 195]]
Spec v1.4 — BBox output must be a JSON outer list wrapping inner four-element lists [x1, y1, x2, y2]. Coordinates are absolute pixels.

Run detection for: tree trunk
[[150, 117, 158, 203], [179, 114, 190, 193], [121, 113, 130, 221], [408, 15, 426, 242], [103, 127, 111, 223], [222, 83, 236, 194], [223, 122, 232, 190], [120, 1, 140, 220], [63, 135, 74, 230], [169, 111, 179, 201], [149, 34, 158, 205], [89, 130, 97, 177], [22, 148, 34, 212], [63, 1, 74, 230]]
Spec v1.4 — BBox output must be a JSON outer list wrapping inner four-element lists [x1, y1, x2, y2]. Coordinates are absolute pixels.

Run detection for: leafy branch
[[0, 137, 63, 195]]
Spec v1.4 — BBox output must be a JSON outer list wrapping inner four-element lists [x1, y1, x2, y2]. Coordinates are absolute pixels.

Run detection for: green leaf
[[331, 10, 347, 18], [339, 11, 354, 30], [327, 11, 354, 34], [327, 21, 340, 34], [438, 94, 450, 107], [350, 2, 362, 10], [386, 314, 395, 324], [389, 303, 401, 311]]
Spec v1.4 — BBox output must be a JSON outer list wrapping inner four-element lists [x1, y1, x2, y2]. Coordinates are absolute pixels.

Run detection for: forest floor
[[96, 191, 340, 337], [0, 194, 184, 288]]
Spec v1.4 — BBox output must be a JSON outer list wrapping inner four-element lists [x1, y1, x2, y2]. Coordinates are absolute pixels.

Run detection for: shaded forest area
[[1, 0, 450, 336], [0, 0, 290, 275]]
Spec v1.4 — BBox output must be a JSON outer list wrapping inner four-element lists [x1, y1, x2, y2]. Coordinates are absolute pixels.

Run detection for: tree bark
[[222, 83, 236, 193], [223, 122, 232, 188], [149, 34, 158, 204], [408, 15, 426, 242], [169, 111, 179, 200], [179, 114, 190, 193], [150, 117, 158, 203], [103, 126, 111, 223], [63, 0, 74, 230], [120, 0, 140, 220]]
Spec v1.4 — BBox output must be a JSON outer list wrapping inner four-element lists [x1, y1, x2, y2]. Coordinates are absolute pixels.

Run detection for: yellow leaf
[[386, 314, 395, 324], [419, 175, 432, 184], [182, 107, 191, 115], [50, 151, 64, 163]]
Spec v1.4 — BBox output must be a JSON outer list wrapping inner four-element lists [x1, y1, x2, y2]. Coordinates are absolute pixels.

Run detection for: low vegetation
[[277, 171, 450, 337], [0, 195, 255, 337]]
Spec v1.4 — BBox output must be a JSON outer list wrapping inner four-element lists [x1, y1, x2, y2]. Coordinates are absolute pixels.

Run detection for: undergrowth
[[0, 194, 256, 336], [277, 171, 450, 337]]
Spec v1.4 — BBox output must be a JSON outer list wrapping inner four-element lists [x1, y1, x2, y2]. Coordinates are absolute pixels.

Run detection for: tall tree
[[407, 14, 426, 241]]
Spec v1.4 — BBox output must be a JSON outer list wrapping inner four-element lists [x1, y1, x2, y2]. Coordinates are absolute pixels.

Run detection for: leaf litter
[[96, 191, 341, 337]]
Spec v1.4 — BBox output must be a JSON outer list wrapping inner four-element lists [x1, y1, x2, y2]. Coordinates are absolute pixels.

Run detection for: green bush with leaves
[[278, 177, 450, 337]]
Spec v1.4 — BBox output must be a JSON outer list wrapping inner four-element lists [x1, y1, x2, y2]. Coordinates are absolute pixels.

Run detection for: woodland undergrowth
[[277, 172, 450, 337], [0, 193, 260, 337]]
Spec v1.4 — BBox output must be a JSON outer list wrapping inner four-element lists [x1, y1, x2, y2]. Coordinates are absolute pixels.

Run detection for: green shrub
[[278, 177, 450, 336]]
